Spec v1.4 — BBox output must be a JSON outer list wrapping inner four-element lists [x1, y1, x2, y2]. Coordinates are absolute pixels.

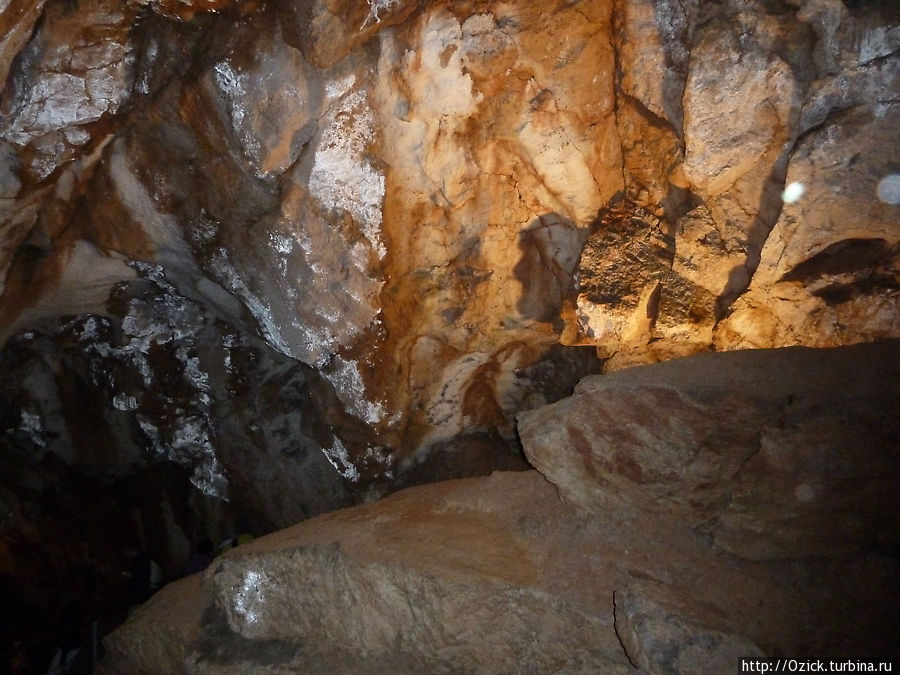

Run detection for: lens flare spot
[[781, 181, 805, 204], [795, 483, 815, 503], [876, 174, 900, 204]]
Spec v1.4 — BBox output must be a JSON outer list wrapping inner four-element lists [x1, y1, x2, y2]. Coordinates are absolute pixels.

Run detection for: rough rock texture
[[718, 103, 900, 348], [2, 0, 898, 519], [104, 574, 213, 668], [0, 0, 137, 183], [0, 261, 354, 526], [614, 587, 765, 674], [2, 0, 900, 661], [101, 469, 900, 672], [519, 340, 900, 561]]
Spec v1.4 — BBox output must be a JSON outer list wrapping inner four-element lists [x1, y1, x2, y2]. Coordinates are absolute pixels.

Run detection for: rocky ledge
[[100, 341, 900, 673]]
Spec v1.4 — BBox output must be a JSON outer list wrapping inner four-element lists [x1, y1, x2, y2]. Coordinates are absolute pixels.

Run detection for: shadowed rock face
[[0, 0, 899, 663], [519, 340, 900, 560]]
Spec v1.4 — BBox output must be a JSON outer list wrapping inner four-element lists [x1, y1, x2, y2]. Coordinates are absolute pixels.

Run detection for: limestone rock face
[[518, 341, 900, 560], [0, 0, 137, 182], [1, 0, 899, 572], [3, 0, 898, 666], [573, 0, 899, 370], [718, 103, 900, 348]]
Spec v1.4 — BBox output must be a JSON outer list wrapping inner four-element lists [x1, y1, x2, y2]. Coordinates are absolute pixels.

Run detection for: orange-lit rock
[[2, 2, 900, 663], [717, 74, 900, 349], [1, 0, 898, 530]]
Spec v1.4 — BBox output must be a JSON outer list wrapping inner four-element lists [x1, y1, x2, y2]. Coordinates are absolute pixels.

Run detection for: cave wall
[[1, 0, 898, 532]]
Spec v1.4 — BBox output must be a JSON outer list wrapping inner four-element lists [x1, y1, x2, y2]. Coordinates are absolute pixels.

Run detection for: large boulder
[[518, 340, 900, 560], [101, 472, 635, 673], [614, 586, 765, 674], [100, 469, 900, 672]]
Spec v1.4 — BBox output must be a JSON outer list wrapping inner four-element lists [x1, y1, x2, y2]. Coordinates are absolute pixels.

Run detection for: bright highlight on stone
[[876, 174, 900, 204], [781, 181, 805, 203]]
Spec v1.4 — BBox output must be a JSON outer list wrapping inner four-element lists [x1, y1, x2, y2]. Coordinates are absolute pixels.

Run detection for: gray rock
[[100, 574, 212, 675], [102, 472, 637, 674]]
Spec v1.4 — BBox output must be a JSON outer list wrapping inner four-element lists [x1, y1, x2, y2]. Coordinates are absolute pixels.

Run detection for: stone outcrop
[[614, 587, 766, 674], [1, 0, 899, 659], [2, 0, 898, 520], [100, 473, 630, 673], [0, 261, 356, 527], [99, 343, 900, 671], [518, 340, 900, 560], [718, 103, 900, 349], [101, 454, 900, 672]]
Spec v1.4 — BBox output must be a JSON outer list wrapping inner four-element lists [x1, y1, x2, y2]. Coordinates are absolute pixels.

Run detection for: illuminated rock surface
[[101, 468, 898, 671], [2, 0, 898, 506], [100, 344, 900, 669], [1, 0, 899, 667]]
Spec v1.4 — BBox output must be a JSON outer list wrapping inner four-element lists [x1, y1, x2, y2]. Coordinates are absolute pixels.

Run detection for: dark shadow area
[[779, 238, 900, 306], [780, 238, 892, 282], [513, 212, 589, 325], [0, 454, 230, 674], [395, 430, 530, 488], [715, 162, 791, 319]]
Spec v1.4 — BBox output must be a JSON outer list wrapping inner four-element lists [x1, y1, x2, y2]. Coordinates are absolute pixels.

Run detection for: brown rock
[[0, 264, 355, 528], [573, 198, 674, 352], [617, 0, 696, 131], [0, 0, 48, 91], [100, 470, 900, 672], [100, 574, 212, 672], [682, 7, 798, 197], [135, 0, 246, 22], [357, 1, 620, 449], [0, 0, 137, 181], [2, 0, 900, 569], [202, 30, 317, 178], [613, 0, 696, 205], [518, 341, 900, 559], [103, 472, 636, 673], [277, 0, 417, 69], [717, 103, 900, 350]]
